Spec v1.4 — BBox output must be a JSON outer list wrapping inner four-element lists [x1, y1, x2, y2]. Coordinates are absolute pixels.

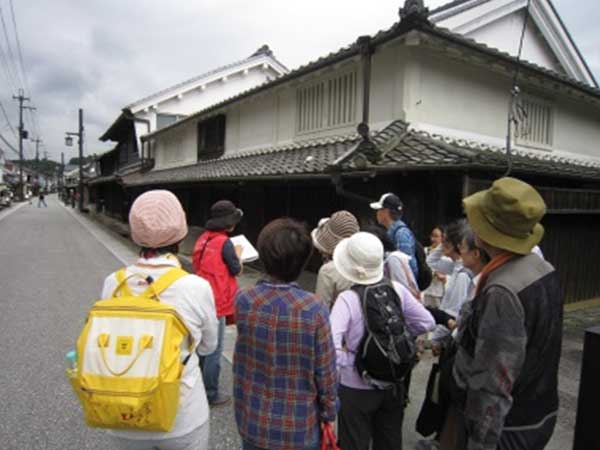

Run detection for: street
[[0, 195, 586, 450]]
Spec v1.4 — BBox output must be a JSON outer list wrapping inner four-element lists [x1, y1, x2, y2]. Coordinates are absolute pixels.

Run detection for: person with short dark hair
[[233, 218, 337, 450], [371, 193, 419, 278]]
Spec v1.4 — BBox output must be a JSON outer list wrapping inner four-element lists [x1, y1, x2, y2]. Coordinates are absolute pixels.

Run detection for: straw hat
[[311, 210, 359, 255], [333, 232, 384, 285], [463, 177, 546, 255], [129, 190, 188, 248]]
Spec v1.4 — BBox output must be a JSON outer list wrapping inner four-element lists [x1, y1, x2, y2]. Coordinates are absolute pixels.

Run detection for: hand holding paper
[[230, 235, 259, 263]]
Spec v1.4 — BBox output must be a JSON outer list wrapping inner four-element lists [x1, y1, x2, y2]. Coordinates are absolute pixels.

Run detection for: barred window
[[515, 97, 553, 148], [296, 70, 357, 134]]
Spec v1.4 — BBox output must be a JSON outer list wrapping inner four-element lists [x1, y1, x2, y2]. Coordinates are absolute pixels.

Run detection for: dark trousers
[[338, 384, 405, 450], [440, 405, 557, 450]]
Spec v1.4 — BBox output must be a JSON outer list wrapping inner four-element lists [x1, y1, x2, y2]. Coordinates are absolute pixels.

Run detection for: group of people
[[97, 176, 562, 450]]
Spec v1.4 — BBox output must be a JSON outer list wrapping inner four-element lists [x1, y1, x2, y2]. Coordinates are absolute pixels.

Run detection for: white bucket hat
[[333, 232, 384, 285]]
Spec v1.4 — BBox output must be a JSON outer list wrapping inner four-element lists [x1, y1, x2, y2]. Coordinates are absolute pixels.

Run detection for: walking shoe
[[415, 439, 439, 450], [209, 393, 231, 407]]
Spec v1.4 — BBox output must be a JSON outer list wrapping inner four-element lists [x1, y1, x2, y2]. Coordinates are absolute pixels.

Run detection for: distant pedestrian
[[101, 190, 218, 450], [234, 218, 337, 450], [371, 192, 419, 278], [442, 178, 562, 450], [330, 232, 435, 450], [312, 210, 359, 307], [38, 192, 47, 208], [423, 226, 447, 309], [192, 200, 243, 407]]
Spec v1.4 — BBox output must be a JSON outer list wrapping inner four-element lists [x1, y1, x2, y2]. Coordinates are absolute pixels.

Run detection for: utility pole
[[65, 108, 84, 212], [32, 138, 42, 162], [60, 151, 65, 201], [12, 89, 31, 201]]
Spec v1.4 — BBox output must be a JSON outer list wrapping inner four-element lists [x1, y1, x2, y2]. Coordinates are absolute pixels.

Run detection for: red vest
[[192, 230, 238, 318]]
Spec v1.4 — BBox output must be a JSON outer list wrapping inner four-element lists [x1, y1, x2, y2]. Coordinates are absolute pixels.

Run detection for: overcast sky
[[1, 0, 598, 162]]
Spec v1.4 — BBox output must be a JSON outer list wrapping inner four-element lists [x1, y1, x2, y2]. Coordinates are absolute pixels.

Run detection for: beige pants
[[111, 421, 210, 450]]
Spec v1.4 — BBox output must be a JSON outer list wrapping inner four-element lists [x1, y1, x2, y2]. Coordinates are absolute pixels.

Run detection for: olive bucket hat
[[463, 177, 546, 255]]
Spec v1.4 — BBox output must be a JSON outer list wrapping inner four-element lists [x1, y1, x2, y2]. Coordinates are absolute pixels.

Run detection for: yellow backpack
[[67, 267, 191, 432]]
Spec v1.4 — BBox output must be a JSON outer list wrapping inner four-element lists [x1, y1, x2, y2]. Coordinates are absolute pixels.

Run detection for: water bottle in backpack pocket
[[353, 281, 417, 384]]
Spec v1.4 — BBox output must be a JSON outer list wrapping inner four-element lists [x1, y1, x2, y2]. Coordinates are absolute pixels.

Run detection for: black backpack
[[414, 241, 433, 291], [353, 281, 417, 384]]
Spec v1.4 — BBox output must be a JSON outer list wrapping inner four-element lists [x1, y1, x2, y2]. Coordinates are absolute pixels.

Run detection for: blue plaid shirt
[[388, 219, 418, 278], [233, 280, 337, 450]]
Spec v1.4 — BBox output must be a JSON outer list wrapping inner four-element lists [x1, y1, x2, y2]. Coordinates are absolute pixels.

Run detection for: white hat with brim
[[333, 232, 384, 286]]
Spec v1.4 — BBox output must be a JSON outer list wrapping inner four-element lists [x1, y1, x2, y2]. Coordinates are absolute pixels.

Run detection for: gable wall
[[465, 11, 563, 74]]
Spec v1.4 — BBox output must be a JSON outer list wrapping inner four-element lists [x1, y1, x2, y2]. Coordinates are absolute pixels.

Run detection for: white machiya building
[[93, 0, 600, 305]]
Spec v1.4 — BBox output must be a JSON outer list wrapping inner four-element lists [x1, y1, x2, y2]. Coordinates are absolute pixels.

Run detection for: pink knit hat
[[129, 190, 188, 248]]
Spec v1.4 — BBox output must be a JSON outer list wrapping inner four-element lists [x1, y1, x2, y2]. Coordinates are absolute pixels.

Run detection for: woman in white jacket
[[102, 190, 219, 450]]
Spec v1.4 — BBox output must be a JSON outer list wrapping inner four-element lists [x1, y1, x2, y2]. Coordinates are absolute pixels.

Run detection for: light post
[[65, 108, 84, 212]]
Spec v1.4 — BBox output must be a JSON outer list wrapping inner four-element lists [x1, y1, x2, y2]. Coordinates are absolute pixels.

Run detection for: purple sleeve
[[330, 293, 354, 368], [393, 281, 436, 336]]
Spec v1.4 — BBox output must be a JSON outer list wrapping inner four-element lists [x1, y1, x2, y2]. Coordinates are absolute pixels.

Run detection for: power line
[[0, 129, 18, 155], [8, 0, 29, 95], [0, 3, 21, 90]]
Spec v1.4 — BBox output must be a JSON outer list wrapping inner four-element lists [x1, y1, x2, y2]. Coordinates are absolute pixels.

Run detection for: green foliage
[[21, 159, 61, 176]]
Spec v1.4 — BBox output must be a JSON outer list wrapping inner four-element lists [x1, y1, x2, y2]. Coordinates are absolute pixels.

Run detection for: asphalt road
[[0, 197, 242, 450]]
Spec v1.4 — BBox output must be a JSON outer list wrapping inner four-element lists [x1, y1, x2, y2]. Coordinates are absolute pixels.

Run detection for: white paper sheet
[[230, 235, 259, 263]]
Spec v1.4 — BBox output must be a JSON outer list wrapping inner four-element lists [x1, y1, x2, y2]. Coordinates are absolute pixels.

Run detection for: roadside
[[78, 207, 593, 449]]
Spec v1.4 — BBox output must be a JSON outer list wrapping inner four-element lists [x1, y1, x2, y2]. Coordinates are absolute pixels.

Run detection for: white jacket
[[101, 254, 219, 440]]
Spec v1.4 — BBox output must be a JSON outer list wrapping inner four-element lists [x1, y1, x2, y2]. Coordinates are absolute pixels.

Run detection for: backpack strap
[[141, 267, 188, 299], [113, 268, 134, 297]]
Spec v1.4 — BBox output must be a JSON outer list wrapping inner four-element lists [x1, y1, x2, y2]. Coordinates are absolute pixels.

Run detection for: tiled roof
[[339, 120, 600, 181], [126, 48, 289, 110], [122, 134, 361, 186], [121, 119, 600, 188]]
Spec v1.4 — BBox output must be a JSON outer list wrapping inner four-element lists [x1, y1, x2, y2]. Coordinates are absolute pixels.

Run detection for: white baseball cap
[[370, 193, 403, 211]]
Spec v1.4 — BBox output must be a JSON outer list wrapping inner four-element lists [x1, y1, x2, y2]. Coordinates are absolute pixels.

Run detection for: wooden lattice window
[[296, 70, 357, 134], [515, 96, 554, 149]]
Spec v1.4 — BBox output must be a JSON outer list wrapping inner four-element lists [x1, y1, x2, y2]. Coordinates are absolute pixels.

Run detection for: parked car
[[0, 186, 12, 209]]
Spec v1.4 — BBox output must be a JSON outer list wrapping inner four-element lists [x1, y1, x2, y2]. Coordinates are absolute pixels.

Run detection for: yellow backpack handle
[[98, 333, 154, 377], [111, 268, 188, 299]]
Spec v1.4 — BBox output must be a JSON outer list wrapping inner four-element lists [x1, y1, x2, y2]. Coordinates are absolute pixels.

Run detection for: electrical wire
[[504, 0, 532, 177], [8, 0, 29, 95], [0, 3, 21, 90]]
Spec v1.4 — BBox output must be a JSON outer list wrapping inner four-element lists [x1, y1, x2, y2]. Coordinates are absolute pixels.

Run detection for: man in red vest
[[193, 200, 243, 406]]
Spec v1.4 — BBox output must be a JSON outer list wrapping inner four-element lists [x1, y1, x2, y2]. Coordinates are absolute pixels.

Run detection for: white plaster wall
[[411, 49, 600, 158], [370, 42, 404, 125], [465, 11, 563, 74], [554, 99, 600, 158], [410, 51, 511, 138]]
